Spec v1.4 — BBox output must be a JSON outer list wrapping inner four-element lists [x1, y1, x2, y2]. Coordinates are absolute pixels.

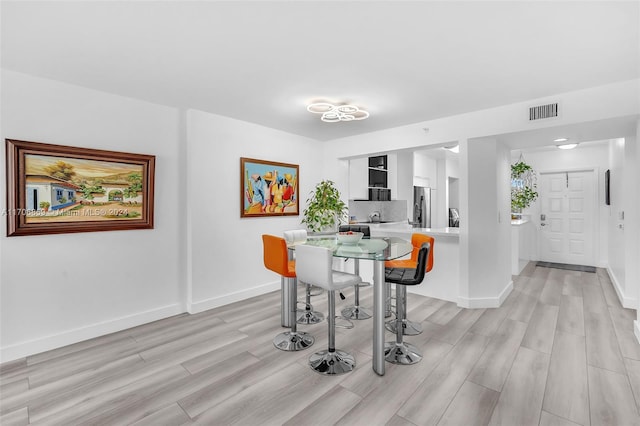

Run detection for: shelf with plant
[[511, 160, 538, 213]]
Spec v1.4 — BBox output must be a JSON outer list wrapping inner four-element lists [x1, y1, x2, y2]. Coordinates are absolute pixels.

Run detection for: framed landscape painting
[[5, 139, 155, 236], [240, 157, 299, 217]]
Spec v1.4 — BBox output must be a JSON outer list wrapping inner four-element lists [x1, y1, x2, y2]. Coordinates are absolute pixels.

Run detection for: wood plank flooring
[[1, 263, 639, 425]]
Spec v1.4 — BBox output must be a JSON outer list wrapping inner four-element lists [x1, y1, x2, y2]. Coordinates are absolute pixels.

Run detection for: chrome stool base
[[308, 285, 323, 296], [309, 349, 356, 375], [385, 318, 422, 335], [273, 331, 314, 351], [297, 309, 324, 324], [341, 305, 372, 320], [384, 341, 422, 365]]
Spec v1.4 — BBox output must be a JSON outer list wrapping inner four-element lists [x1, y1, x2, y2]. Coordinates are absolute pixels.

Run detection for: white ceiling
[[1, 1, 638, 142]]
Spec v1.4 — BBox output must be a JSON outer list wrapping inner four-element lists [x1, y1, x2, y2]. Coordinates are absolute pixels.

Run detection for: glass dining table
[[294, 235, 413, 376]]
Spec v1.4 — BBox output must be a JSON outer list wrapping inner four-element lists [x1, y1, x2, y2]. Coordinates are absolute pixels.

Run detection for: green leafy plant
[[39, 201, 50, 212], [301, 180, 348, 233], [511, 161, 538, 211]]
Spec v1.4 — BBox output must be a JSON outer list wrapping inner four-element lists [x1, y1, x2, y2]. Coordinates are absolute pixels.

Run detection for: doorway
[[538, 170, 597, 266]]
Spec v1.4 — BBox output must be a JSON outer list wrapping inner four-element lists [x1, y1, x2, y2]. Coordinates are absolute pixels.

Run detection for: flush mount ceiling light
[[557, 143, 578, 150], [307, 103, 369, 122], [553, 138, 569, 143], [443, 145, 459, 154]]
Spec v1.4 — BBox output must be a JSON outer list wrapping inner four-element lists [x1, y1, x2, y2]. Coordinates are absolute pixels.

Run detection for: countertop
[[359, 221, 460, 238]]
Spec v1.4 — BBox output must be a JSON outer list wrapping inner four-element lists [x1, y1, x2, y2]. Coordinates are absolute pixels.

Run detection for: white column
[[459, 137, 512, 308]]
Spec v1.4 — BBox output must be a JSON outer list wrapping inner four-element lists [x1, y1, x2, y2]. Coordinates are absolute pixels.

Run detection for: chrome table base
[[273, 331, 314, 351], [384, 342, 423, 365], [385, 318, 422, 335], [309, 350, 355, 375]]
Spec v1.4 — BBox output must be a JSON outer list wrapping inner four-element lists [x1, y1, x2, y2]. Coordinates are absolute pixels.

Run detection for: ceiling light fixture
[[553, 138, 569, 143], [307, 103, 369, 122], [443, 145, 459, 154], [557, 143, 578, 150]]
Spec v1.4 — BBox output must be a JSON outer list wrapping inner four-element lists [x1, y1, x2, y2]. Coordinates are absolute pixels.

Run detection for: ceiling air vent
[[529, 103, 558, 121]]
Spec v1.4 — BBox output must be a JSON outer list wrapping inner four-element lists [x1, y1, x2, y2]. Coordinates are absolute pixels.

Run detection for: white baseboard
[[635, 320, 640, 345], [606, 267, 637, 309], [0, 303, 183, 363], [188, 281, 280, 314], [458, 280, 514, 309]]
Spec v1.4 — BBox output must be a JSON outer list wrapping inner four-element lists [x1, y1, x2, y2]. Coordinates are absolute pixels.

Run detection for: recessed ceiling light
[[307, 102, 369, 122], [443, 145, 459, 154], [553, 138, 569, 143], [557, 143, 578, 150]]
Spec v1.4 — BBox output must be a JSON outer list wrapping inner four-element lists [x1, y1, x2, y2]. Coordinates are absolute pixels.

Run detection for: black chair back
[[384, 242, 430, 286]]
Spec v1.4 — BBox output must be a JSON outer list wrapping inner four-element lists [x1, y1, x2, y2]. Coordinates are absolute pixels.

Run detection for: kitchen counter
[[359, 221, 460, 238], [339, 221, 460, 304]]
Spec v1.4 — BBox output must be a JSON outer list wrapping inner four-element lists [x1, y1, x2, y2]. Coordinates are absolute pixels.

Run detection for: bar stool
[[384, 242, 431, 364], [296, 244, 362, 375], [283, 229, 324, 325], [385, 233, 435, 335], [262, 234, 314, 351], [338, 224, 372, 320]]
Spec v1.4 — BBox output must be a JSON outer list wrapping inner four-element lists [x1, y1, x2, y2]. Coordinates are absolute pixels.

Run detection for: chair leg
[[297, 283, 324, 324], [274, 277, 314, 351], [309, 290, 355, 375], [341, 259, 372, 320], [385, 284, 423, 335], [385, 282, 393, 318], [384, 285, 422, 364]]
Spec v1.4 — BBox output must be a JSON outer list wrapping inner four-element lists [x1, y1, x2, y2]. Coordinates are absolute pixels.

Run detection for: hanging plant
[[511, 160, 538, 212], [301, 180, 348, 233]]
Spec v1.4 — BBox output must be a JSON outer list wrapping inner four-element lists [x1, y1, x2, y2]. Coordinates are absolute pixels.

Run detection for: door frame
[[535, 166, 600, 266]]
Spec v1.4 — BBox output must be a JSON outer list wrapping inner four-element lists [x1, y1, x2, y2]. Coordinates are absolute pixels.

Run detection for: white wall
[[0, 71, 183, 361], [185, 110, 323, 313]]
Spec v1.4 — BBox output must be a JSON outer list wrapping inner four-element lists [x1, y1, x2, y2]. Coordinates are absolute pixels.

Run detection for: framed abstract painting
[[240, 157, 299, 217]]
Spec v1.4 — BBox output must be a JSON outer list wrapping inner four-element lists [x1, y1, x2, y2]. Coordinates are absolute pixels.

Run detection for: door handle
[[540, 223, 546, 226]]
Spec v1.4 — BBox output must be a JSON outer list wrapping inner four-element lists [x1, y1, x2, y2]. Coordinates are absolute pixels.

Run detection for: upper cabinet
[[349, 157, 369, 200], [368, 155, 388, 188], [349, 154, 395, 200]]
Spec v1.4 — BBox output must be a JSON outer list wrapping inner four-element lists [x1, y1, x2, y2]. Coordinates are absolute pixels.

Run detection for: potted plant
[[511, 160, 538, 214], [301, 180, 348, 233], [39, 201, 50, 212]]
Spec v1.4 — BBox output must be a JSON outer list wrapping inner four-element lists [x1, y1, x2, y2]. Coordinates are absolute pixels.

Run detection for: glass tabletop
[[296, 236, 412, 261]]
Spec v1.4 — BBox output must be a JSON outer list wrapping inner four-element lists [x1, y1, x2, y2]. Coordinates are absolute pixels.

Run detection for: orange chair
[[384, 233, 434, 335], [262, 234, 314, 351]]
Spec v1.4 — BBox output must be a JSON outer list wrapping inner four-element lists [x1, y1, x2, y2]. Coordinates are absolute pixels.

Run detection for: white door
[[538, 170, 596, 266]]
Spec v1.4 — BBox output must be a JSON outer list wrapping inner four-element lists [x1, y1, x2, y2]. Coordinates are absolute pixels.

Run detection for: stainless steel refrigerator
[[413, 186, 431, 228]]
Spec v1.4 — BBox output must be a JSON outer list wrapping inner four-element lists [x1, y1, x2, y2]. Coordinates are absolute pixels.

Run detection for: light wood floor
[[2, 263, 640, 425]]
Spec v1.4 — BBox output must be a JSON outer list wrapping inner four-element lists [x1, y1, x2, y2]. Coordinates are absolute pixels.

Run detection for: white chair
[[338, 224, 372, 320], [283, 229, 324, 324], [296, 244, 362, 375]]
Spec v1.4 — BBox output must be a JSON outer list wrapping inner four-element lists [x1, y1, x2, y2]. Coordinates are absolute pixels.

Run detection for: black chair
[[384, 242, 430, 364], [338, 224, 372, 320]]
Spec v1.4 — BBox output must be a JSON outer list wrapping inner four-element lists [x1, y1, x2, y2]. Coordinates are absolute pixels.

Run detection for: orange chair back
[[410, 233, 435, 273], [262, 234, 296, 278]]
